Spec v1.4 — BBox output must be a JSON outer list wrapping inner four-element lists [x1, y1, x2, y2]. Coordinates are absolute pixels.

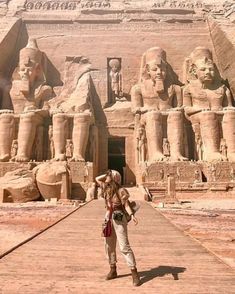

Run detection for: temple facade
[[0, 0, 235, 202]]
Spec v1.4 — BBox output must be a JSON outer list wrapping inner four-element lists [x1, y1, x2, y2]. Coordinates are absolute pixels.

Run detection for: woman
[[96, 170, 141, 287]]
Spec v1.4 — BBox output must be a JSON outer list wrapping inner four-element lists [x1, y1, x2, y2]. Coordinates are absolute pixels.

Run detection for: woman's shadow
[[139, 265, 186, 284]]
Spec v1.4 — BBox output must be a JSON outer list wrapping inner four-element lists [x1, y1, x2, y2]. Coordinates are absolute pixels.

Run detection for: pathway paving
[[0, 200, 234, 294]]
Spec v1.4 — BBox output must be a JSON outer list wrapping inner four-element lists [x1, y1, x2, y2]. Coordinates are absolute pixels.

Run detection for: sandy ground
[[156, 199, 235, 269], [0, 201, 77, 256]]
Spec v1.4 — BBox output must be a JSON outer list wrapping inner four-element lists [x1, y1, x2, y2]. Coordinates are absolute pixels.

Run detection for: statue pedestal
[[139, 161, 235, 200]]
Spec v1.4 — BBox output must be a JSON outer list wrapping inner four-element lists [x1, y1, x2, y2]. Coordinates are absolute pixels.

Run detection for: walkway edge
[[0, 200, 93, 260], [152, 203, 235, 272]]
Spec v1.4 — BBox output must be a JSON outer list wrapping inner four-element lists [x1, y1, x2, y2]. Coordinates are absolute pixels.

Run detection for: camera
[[113, 211, 123, 221]]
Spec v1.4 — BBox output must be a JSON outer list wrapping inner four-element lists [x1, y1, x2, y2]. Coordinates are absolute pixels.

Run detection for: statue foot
[[70, 155, 85, 162], [205, 152, 225, 162], [52, 154, 66, 161], [0, 154, 10, 162], [15, 156, 30, 162], [170, 154, 188, 162], [151, 153, 165, 162]]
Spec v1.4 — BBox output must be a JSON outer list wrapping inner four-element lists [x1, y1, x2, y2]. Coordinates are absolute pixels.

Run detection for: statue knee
[[167, 110, 183, 123], [74, 112, 91, 124], [145, 111, 162, 123], [199, 111, 216, 122]]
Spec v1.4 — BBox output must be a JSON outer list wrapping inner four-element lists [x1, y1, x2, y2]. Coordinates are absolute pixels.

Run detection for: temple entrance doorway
[[108, 137, 126, 184]]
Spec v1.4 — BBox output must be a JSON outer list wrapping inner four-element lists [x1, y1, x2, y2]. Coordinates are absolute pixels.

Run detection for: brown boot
[[131, 267, 141, 286], [106, 265, 117, 280]]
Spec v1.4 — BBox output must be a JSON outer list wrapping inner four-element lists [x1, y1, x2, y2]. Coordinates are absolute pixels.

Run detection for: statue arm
[[183, 85, 201, 115], [119, 72, 123, 95], [225, 87, 234, 107], [35, 85, 53, 108], [174, 85, 183, 107], [131, 84, 143, 113], [183, 85, 192, 107]]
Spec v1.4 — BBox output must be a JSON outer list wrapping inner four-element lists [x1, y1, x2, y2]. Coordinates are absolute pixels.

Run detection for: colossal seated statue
[[183, 47, 234, 162], [50, 58, 94, 162], [0, 39, 52, 162], [131, 47, 187, 162]]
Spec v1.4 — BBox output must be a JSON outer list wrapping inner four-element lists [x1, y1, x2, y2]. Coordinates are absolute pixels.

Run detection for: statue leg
[[15, 112, 41, 162], [52, 113, 68, 161], [71, 113, 91, 162], [145, 111, 165, 162], [0, 113, 15, 162], [222, 110, 235, 161], [167, 110, 188, 161], [199, 111, 223, 161]]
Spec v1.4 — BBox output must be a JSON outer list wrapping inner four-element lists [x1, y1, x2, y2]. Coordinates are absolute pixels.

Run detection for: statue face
[[19, 60, 40, 83], [146, 61, 167, 82], [111, 64, 120, 73], [194, 59, 215, 84]]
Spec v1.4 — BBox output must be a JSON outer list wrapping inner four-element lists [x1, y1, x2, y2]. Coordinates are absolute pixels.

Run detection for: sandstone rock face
[[0, 168, 40, 202]]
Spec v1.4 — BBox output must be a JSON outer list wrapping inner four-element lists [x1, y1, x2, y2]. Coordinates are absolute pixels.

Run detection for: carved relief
[[152, 1, 204, 9], [25, 0, 111, 11]]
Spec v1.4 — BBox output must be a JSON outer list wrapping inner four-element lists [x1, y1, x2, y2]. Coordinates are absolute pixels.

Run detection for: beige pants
[[104, 211, 136, 268]]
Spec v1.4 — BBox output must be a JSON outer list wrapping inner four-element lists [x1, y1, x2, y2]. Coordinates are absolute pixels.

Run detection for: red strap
[[108, 200, 113, 220]]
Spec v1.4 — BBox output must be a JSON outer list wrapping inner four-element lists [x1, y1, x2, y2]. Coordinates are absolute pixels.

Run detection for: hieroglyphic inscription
[[25, 0, 111, 10], [69, 162, 93, 183], [145, 162, 202, 183]]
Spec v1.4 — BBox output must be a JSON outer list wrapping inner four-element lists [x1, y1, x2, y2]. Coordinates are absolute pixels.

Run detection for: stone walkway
[[0, 200, 234, 294]]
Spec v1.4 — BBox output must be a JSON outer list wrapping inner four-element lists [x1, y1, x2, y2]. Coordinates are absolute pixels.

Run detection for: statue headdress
[[182, 47, 214, 83], [139, 47, 167, 82]]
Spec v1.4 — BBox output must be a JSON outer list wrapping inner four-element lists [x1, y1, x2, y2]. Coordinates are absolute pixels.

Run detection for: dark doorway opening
[[108, 137, 125, 184]]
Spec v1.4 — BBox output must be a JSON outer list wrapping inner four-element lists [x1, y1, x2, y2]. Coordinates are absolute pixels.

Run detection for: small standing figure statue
[[65, 139, 73, 159], [194, 169, 201, 183], [163, 138, 170, 157], [159, 169, 164, 181], [48, 125, 54, 159], [230, 167, 235, 182], [220, 138, 228, 159], [195, 136, 203, 161], [109, 58, 122, 104], [211, 164, 217, 182], [137, 124, 147, 163], [10, 139, 18, 159]]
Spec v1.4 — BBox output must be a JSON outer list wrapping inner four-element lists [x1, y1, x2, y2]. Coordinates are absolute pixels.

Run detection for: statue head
[[109, 59, 121, 73], [140, 47, 167, 82], [18, 39, 44, 85], [190, 47, 215, 85]]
